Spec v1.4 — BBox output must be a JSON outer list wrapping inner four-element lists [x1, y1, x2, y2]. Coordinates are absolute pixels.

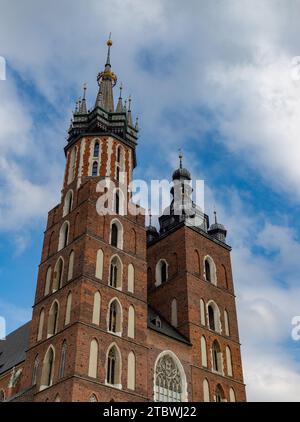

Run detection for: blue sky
[[1, 0, 300, 401]]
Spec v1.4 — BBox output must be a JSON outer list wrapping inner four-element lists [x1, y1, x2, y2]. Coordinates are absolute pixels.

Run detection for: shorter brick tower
[[5, 37, 246, 403]]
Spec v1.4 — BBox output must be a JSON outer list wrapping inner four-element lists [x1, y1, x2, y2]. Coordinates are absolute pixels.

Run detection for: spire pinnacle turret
[[127, 95, 133, 126], [116, 82, 123, 112]]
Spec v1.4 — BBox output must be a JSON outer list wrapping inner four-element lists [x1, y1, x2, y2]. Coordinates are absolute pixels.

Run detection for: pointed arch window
[[127, 264, 134, 293], [110, 219, 123, 249], [92, 291, 101, 325], [212, 340, 223, 374], [201, 336, 208, 367], [95, 249, 104, 279], [58, 221, 69, 251], [207, 301, 221, 333], [111, 224, 118, 247], [108, 299, 122, 335], [203, 379, 210, 402], [63, 190, 73, 216], [106, 345, 121, 388], [127, 351, 135, 390], [226, 346, 233, 377], [155, 259, 168, 286], [93, 141, 100, 157], [88, 339, 98, 378], [154, 353, 187, 402], [92, 161, 98, 177], [40, 346, 55, 390], [171, 298, 178, 327], [109, 256, 122, 289], [67, 250, 74, 281], [32, 355, 39, 386], [47, 301, 59, 337], [204, 256, 217, 285], [59, 341, 67, 379], [127, 306, 135, 339], [53, 257, 64, 291], [44, 266, 52, 296], [215, 384, 225, 402], [65, 292, 72, 325], [37, 308, 45, 341], [229, 387, 236, 402], [89, 394, 98, 402]]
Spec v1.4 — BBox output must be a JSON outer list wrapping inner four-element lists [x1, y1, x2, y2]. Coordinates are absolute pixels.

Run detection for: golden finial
[[107, 32, 113, 47]]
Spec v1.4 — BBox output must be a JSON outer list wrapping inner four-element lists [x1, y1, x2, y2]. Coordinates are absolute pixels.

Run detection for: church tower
[[14, 37, 246, 403], [146, 156, 246, 402], [19, 37, 149, 402]]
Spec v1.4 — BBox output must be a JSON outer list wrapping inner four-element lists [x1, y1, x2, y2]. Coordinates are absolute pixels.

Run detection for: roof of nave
[[0, 321, 31, 376], [148, 306, 191, 345]]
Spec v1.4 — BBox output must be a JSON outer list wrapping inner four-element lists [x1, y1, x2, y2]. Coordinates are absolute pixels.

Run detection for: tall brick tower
[[146, 155, 246, 402], [19, 36, 149, 402], [13, 37, 246, 403]]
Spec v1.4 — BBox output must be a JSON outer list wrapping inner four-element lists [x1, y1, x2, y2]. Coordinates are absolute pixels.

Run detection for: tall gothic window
[[109, 256, 122, 289], [53, 257, 64, 292], [32, 355, 39, 386], [205, 259, 211, 282], [106, 345, 121, 387], [207, 301, 221, 333], [59, 341, 67, 379], [154, 354, 184, 402], [58, 222, 69, 251], [108, 299, 122, 335], [41, 346, 55, 389], [212, 340, 222, 374], [93, 142, 99, 157], [115, 191, 120, 214], [92, 161, 98, 177], [63, 190, 73, 216], [208, 305, 215, 331], [155, 259, 168, 286], [215, 384, 225, 402], [111, 223, 118, 247], [47, 301, 59, 337]]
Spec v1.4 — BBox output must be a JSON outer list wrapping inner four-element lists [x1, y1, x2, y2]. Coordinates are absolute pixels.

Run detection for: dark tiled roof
[[0, 321, 31, 376], [148, 306, 191, 345]]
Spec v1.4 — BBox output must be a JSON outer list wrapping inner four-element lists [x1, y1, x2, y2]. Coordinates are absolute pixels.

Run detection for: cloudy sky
[[1, 0, 300, 401]]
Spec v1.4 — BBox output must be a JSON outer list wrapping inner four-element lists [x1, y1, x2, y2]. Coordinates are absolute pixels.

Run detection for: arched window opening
[[44, 266, 52, 296], [63, 190, 73, 216], [92, 161, 98, 177], [154, 353, 187, 402], [32, 355, 39, 386], [88, 339, 98, 378], [201, 336, 208, 367], [212, 341, 223, 374], [194, 249, 201, 275], [203, 379, 210, 402], [215, 384, 225, 402], [95, 249, 104, 279], [110, 219, 123, 249], [59, 341, 67, 379], [109, 256, 122, 289], [200, 299, 206, 325], [208, 305, 215, 331], [53, 258, 64, 292], [54, 394, 61, 402], [205, 259, 211, 282], [93, 141, 99, 158], [106, 345, 121, 388], [155, 259, 168, 286], [92, 291, 101, 325], [128, 306, 135, 339], [68, 146, 77, 184], [0, 390, 5, 402], [37, 308, 45, 341], [204, 256, 217, 285], [111, 223, 118, 247], [127, 351, 135, 390], [222, 264, 228, 289], [89, 394, 98, 402], [65, 292, 72, 325], [224, 310, 230, 336], [47, 301, 59, 338], [229, 387, 236, 402], [171, 298, 178, 327], [108, 300, 122, 335], [226, 346, 233, 377], [207, 301, 221, 333], [40, 346, 55, 390], [127, 264, 134, 293], [115, 191, 120, 214], [67, 250, 74, 281], [58, 222, 69, 251]]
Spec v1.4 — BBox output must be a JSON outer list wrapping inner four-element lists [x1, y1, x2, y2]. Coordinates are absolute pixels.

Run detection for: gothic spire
[[95, 34, 117, 112], [116, 82, 123, 112]]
